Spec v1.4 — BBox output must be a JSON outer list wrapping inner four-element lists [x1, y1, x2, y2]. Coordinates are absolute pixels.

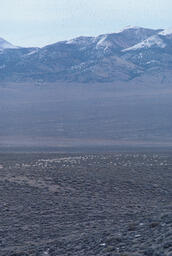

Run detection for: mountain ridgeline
[[1, 26, 172, 84]]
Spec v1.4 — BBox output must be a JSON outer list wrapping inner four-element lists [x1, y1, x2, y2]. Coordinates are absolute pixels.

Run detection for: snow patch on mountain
[[26, 49, 39, 56], [96, 35, 112, 51], [146, 60, 159, 65], [122, 35, 166, 52], [96, 35, 108, 46], [159, 28, 172, 36]]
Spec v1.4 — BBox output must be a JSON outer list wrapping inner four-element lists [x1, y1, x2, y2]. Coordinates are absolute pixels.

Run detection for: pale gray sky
[[0, 0, 172, 47]]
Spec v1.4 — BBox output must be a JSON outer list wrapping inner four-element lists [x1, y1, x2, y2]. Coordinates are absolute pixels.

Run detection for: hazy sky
[[0, 0, 172, 47]]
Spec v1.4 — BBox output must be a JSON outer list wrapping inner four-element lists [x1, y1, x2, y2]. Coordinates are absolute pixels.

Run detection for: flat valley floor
[[0, 152, 171, 256]]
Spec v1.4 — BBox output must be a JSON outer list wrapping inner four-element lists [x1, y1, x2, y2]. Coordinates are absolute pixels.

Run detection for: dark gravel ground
[[0, 152, 171, 256]]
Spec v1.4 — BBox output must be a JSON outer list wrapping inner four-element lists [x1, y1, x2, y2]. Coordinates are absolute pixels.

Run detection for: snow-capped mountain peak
[[122, 35, 166, 52], [117, 26, 143, 33], [0, 37, 19, 50]]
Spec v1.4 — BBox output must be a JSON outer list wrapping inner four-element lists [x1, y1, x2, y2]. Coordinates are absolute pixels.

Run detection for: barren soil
[[0, 153, 171, 255]]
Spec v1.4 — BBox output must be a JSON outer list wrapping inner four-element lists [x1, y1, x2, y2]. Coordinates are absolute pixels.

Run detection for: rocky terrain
[[0, 152, 171, 255], [0, 26, 172, 84]]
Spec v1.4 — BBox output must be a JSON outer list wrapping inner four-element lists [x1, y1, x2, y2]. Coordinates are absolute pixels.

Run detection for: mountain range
[[0, 26, 172, 84]]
